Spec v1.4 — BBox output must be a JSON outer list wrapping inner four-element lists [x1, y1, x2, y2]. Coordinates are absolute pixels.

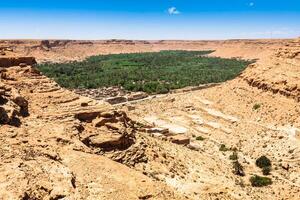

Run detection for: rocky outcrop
[[243, 76, 300, 102], [169, 135, 190, 145], [40, 40, 72, 50], [1, 39, 300, 200], [0, 57, 36, 68], [0, 83, 28, 126], [0, 64, 184, 200], [275, 49, 300, 59], [80, 110, 136, 152], [241, 43, 300, 101]]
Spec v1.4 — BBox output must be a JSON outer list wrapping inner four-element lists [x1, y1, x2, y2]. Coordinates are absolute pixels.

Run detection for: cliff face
[[0, 61, 185, 200], [241, 39, 300, 101], [0, 57, 36, 68]]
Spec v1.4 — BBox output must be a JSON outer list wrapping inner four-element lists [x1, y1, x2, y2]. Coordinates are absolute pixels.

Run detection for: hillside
[[0, 38, 300, 199]]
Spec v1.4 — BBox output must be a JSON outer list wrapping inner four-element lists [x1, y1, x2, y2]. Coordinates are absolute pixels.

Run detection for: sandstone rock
[[127, 105, 136, 111], [0, 106, 9, 124], [150, 132, 166, 138], [0, 89, 5, 96], [100, 111, 115, 118], [187, 142, 202, 151], [19, 63, 27, 68], [127, 92, 148, 101], [0, 104, 19, 125], [0, 85, 9, 96], [92, 117, 118, 127], [83, 131, 135, 151], [167, 125, 188, 135], [41, 40, 51, 49], [80, 102, 88, 107], [0, 57, 36, 68], [105, 122, 124, 131], [12, 95, 28, 108], [106, 96, 127, 104], [28, 67, 41, 75], [146, 127, 169, 135], [0, 67, 7, 73], [169, 135, 190, 145], [75, 111, 100, 122], [6, 48, 13, 52]]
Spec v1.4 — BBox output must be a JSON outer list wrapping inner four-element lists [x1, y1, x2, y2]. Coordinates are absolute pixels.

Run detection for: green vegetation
[[233, 161, 245, 176], [256, 156, 271, 168], [219, 144, 229, 151], [229, 151, 238, 160], [253, 103, 261, 110], [195, 136, 205, 141], [37, 50, 252, 94], [250, 175, 272, 187], [262, 166, 271, 175], [256, 156, 272, 176]]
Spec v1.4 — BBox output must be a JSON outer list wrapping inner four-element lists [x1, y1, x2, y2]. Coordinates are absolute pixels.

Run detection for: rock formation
[[0, 39, 300, 199]]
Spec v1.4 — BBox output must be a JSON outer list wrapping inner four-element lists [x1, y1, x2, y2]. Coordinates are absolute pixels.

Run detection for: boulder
[[100, 111, 115, 118], [12, 95, 28, 108], [187, 142, 202, 151], [75, 111, 101, 122], [169, 135, 190, 145], [82, 130, 135, 151], [127, 92, 148, 101], [92, 117, 118, 127], [146, 127, 169, 135], [106, 96, 127, 104], [80, 102, 88, 107], [0, 104, 19, 125], [19, 63, 27, 68], [0, 106, 9, 124]]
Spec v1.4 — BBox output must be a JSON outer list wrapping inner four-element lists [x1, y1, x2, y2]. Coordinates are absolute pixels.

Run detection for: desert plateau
[[1, 38, 300, 199]]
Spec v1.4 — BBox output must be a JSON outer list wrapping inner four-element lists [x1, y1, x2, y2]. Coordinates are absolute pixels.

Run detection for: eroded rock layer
[[0, 63, 184, 200], [1, 38, 300, 200]]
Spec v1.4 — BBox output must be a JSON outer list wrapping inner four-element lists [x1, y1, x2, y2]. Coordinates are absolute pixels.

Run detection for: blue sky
[[0, 0, 300, 40]]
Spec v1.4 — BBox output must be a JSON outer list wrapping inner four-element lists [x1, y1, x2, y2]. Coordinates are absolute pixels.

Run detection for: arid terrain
[[0, 38, 300, 199]]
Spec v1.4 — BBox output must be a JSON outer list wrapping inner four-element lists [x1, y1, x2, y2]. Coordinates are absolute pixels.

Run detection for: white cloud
[[168, 7, 180, 15], [249, 2, 254, 7]]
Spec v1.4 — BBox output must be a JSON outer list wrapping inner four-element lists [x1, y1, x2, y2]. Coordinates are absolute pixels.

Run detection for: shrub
[[253, 103, 261, 110], [233, 161, 245, 176], [256, 156, 271, 168], [229, 151, 238, 160], [262, 166, 271, 175], [250, 175, 272, 187], [196, 136, 205, 141], [219, 144, 229, 151]]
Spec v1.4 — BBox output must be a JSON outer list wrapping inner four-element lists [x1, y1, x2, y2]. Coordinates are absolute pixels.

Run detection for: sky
[[0, 0, 300, 40]]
